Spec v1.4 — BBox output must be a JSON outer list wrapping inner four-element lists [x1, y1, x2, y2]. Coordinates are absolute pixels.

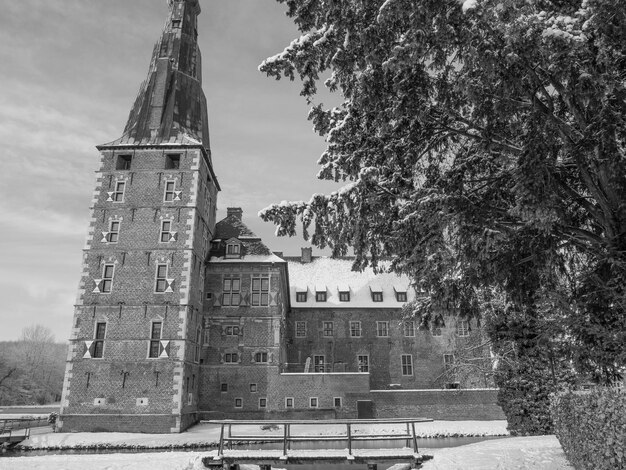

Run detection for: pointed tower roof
[[100, 0, 211, 158]]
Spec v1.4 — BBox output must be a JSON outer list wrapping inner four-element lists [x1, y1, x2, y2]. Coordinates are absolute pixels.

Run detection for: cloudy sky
[[0, 0, 342, 342]]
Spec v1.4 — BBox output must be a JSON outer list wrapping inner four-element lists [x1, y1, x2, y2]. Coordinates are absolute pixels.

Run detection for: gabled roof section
[[209, 208, 274, 260], [99, 0, 211, 159]]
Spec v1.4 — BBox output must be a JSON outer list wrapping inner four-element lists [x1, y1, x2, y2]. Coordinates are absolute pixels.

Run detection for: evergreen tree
[[260, 0, 626, 431]]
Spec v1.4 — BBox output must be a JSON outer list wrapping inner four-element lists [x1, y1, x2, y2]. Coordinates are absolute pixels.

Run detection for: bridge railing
[[202, 417, 433, 461]]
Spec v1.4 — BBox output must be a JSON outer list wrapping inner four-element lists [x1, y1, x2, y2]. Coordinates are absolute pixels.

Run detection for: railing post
[[347, 423, 352, 456], [283, 423, 289, 458], [228, 424, 232, 450], [406, 422, 410, 448], [411, 422, 419, 454], [218, 423, 225, 458]]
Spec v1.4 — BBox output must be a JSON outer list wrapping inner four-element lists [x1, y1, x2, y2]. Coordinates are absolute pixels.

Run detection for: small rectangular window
[[254, 352, 268, 363], [113, 181, 125, 202], [226, 243, 240, 257], [339, 291, 350, 302], [456, 319, 470, 337], [376, 321, 389, 337], [357, 355, 369, 373], [296, 292, 307, 302], [250, 383, 257, 393], [224, 325, 240, 336], [160, 220, 173, 243], [323, 321, 334, 337], [350, 321, 361, 337], [155, 264, 168, 293], [285, 397, 294, 408], [224, 353, 239, 363], [93, 322, 106, 358], [251, 276, 269, 306], [102, 264, 114, 293], [221, 383, 228, 392], [165, 154, 180, 169], [116, 155, 132, 170], [234, 398, 243, 408], [444, 354, 455, 368], [315, 291, 327, 302], [309, 397, 318, 408], [164, 180, 176, 202], [259, 398, 267, 408], [403, 321, 415, 337], [333, 397, 342, 407], [372, 292, 383, 302], [108, 221, 120, 243], [402, 355, 413, 376], [295, 321, 306, 337], [148, 322, 162, 358], [396, 291, 407, 302]]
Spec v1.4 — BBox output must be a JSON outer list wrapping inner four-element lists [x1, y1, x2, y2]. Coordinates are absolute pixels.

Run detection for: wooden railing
[[203, 417, 433, 467]]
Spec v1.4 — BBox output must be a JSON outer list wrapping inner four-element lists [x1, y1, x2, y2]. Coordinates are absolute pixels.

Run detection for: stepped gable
[[209, 207, 281, 260], [99, 0, 211, 156]]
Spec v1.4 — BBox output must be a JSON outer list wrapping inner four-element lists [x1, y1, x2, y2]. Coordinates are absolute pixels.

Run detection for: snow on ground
[[0, 437, 573, 470], [18, 421, 509, 450]]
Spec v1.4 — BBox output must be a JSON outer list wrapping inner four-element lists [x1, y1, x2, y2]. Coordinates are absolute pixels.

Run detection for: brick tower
[[60, 0, 219, 433]]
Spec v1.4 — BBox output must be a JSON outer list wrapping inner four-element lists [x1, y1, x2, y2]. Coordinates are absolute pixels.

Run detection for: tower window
[[164, 181, 176, 202], [93, 322, 107, 358], [116, 155, 132, 170], [113, 181, 125, 202], [107, 220, 120, 243], [155, 264, 169, 293], [165, 154, 180, 169], [101, 264, 114, 293], [148, 322, 163, 358]]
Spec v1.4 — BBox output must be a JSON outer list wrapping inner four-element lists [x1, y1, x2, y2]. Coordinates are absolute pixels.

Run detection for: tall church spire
[[104, 0, 211, 156]]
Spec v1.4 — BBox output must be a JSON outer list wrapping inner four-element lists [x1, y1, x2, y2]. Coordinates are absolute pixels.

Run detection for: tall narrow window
[[401, 355, 413, 376], [93, 322, 106, 358], [113, 181, 125, 202], [313, 355, 325, 373], [350, 321, 361, 337], [194, 328, 201, 363], [149, 322, 162, 358], [403, 321, 415, 337], [309, 397, 318, 408], [376, 321, 389, 337], [357, 355, 369, 373], [222, 277, 240, 306], [165, 154, 180, 169], [155, 264, 169, 293], [251, 276, 269, 306], [323, 322, 334, 337], [108, 220, 120, 243], [295, 321, 306, 337], [164, 181, 176, 202], [160, 220, 175, 243], [102, 264, 114, 293]]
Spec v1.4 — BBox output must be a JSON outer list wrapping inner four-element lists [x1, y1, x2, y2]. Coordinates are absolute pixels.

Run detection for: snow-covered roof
[[287, 257, 414, 308], [209, 254, 285, 264]]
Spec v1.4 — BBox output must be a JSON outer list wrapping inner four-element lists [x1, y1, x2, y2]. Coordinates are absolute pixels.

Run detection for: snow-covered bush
[[551, 388, 626, 470]]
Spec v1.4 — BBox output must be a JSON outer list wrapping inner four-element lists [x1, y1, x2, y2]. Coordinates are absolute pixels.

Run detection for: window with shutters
[[222, 277, 240, 306], [113, 181, 125, 202], [155, 264, 169, 293], [93, 322, 106, 358], [401, 355, 413, 376], [101, 264, 114, 293], [251, 276, 269, 306], [148, 322, 163, 358]]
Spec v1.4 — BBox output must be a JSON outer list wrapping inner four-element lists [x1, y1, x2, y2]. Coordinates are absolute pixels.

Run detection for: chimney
[[227, 207, 243, 221], [301, 247, 312, 264]]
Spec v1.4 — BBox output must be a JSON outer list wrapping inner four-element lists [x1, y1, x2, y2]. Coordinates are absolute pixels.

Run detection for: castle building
[[59, 0, 501, 433]]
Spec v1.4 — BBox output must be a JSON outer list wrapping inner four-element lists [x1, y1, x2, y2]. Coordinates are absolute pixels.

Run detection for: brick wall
[[370, 389, 505, 420]]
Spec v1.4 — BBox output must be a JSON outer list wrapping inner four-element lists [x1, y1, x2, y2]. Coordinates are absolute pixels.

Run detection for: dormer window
[[370, 285, 383, 302], [338, 285, 350, 302], [225, 240, 241, 259], [395, 289, 407, 302], [315, 285, 327, 302], [296, 289, 307, 302]]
